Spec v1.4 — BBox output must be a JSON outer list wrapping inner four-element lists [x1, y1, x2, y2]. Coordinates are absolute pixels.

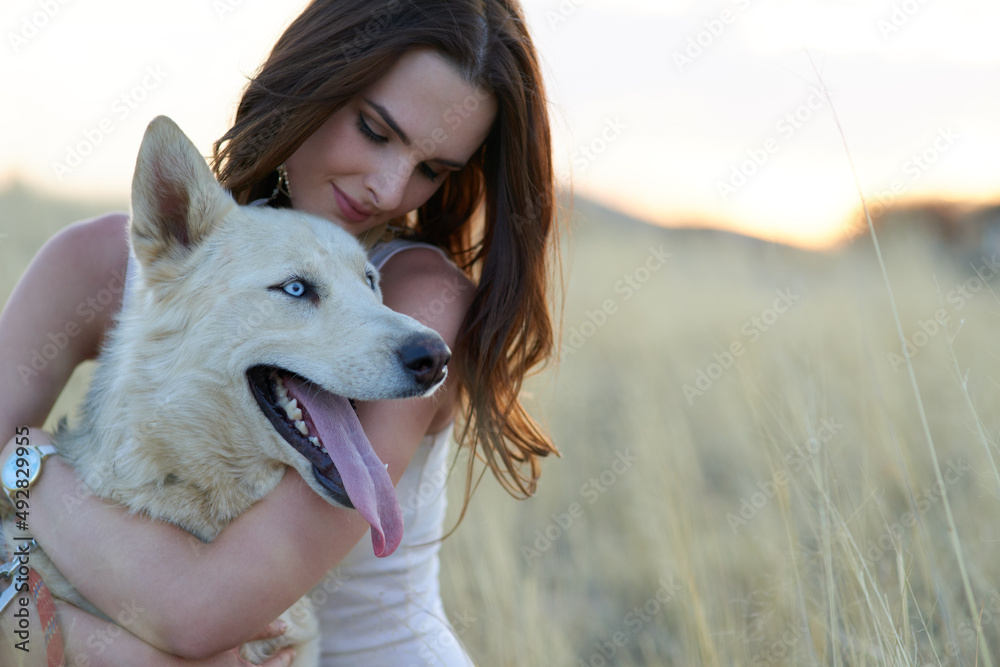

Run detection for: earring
[[269, 164, 291, 203]]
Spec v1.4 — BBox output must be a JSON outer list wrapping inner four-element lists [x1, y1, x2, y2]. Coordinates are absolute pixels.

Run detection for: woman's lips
[[332, 184, 373, 223]]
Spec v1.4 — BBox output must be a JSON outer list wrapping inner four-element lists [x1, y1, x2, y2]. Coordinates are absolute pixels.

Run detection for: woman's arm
[[8, 431, 368, 658], [56, 602, 295, 667], [0, 213, 129, 433], [1, 223, 471, 658]]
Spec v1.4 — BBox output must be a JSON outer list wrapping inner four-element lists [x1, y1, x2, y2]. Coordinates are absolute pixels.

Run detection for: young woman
[[0, 0, 559, 665]]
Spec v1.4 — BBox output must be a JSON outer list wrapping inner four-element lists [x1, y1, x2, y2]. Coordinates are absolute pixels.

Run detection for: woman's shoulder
[[50, 211, 130, 267], [16, 212, 131, 363], [375, 242, 475, 345]]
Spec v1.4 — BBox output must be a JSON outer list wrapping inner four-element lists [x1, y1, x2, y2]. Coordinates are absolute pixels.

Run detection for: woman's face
[[284, 49, 497, 236]]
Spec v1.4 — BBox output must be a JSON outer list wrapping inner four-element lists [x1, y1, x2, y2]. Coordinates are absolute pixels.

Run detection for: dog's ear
[[129, 115, 234, 269]]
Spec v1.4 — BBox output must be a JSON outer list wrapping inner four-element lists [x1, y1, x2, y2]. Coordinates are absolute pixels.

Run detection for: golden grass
[[440, 220, 1000, 665], [5, 185, 1000, 665]]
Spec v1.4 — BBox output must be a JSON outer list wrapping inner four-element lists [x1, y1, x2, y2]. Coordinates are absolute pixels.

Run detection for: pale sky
[[2, 0, 999, 248]]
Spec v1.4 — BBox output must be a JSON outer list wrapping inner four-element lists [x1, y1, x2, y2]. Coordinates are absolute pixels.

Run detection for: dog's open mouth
[[247, 365, 403, 557]]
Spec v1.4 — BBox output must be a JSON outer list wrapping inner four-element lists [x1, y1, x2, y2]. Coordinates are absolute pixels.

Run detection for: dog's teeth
[[282, 398, 302, 421], [309, 436, 320, 448], [295, 420, 309, 435]]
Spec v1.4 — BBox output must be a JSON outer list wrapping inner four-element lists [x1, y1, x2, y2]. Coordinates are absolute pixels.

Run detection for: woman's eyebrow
[[365, 98, 468, 170], [365, 99, 411, 145], [429, 156, 465, 169]]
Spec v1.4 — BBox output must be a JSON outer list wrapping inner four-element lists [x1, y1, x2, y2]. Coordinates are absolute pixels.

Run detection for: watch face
[[2, 447, 41, 491]]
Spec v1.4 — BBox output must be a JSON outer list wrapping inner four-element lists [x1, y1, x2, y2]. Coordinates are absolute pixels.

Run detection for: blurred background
[[2, 0, 999, 247], [3, 0, 1000, 664]]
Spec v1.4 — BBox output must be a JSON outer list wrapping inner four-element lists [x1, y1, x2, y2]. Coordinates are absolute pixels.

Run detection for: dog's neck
[[56, 311, 285, 542]]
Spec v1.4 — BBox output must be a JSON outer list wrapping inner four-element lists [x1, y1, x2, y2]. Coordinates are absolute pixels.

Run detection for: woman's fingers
[[259, 646, 296, 667], [249, 619, 288, 641]]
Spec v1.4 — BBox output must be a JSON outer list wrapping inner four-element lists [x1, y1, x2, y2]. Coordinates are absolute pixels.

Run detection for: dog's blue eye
[[283, 281, 306, 297], [366, 271, 377, 292], [270, 277, 318, 304]]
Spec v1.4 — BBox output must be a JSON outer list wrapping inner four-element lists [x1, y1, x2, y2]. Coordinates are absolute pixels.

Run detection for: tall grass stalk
[[807, 51, 993, 667]]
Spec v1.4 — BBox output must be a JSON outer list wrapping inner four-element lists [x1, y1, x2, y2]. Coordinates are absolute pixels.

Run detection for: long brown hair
[[212, 0, 559, 509]]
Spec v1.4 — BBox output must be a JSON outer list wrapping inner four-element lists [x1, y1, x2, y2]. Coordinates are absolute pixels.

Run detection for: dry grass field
[[439, 201, 1000, 666], [4, 184, 1000, 665]]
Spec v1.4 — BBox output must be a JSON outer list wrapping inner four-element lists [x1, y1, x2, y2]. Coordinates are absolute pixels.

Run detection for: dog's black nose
[[400, 336, 451, 391]]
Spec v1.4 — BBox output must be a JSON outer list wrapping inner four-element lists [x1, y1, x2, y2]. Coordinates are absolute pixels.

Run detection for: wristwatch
[[1, 444, 58, 504]]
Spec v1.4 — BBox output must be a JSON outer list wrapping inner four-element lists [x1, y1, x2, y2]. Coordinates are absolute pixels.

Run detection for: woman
[[0, 0, 559, 664]]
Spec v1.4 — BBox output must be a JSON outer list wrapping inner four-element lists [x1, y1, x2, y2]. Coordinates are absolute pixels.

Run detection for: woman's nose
[[366, 156, 410, 212]]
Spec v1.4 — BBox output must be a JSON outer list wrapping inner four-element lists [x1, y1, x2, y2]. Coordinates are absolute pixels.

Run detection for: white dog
[[2, 116, 451, 664]]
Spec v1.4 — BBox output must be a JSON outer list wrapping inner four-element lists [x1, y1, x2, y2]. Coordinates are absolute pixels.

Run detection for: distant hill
[[0, 179, 782, 256], [0, 181, 126, 303], [0, 180, 827, 308], [565, 194, 789, 251], [0, 179, 127, 240]]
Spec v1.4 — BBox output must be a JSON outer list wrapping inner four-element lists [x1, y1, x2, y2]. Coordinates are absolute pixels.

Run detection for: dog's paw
[[239, 600, 318, 666], [240, 635, 296, 665]]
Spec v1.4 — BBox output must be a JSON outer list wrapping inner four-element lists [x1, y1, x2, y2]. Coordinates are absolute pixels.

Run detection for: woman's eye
[[418, 163, 440, 182], [283, 280, 307, 297], [357, 113, 387, 144]]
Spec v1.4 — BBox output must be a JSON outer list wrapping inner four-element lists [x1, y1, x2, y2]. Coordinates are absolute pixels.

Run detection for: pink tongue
[[284, 377, 403, 557]]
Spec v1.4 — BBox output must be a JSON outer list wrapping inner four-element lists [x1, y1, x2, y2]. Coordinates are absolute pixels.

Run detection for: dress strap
[[367, 238, 454, 271]]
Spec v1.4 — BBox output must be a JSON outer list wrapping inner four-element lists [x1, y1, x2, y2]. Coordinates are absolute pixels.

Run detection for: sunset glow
[[2, 0, 998, 250]]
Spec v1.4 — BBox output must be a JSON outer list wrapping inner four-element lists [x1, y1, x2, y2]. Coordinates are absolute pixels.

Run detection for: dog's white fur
[[1, 116, 450, 664]]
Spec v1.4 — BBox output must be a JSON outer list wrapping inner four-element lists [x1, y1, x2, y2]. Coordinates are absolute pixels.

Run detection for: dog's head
[[125, 116, 451, 556]]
